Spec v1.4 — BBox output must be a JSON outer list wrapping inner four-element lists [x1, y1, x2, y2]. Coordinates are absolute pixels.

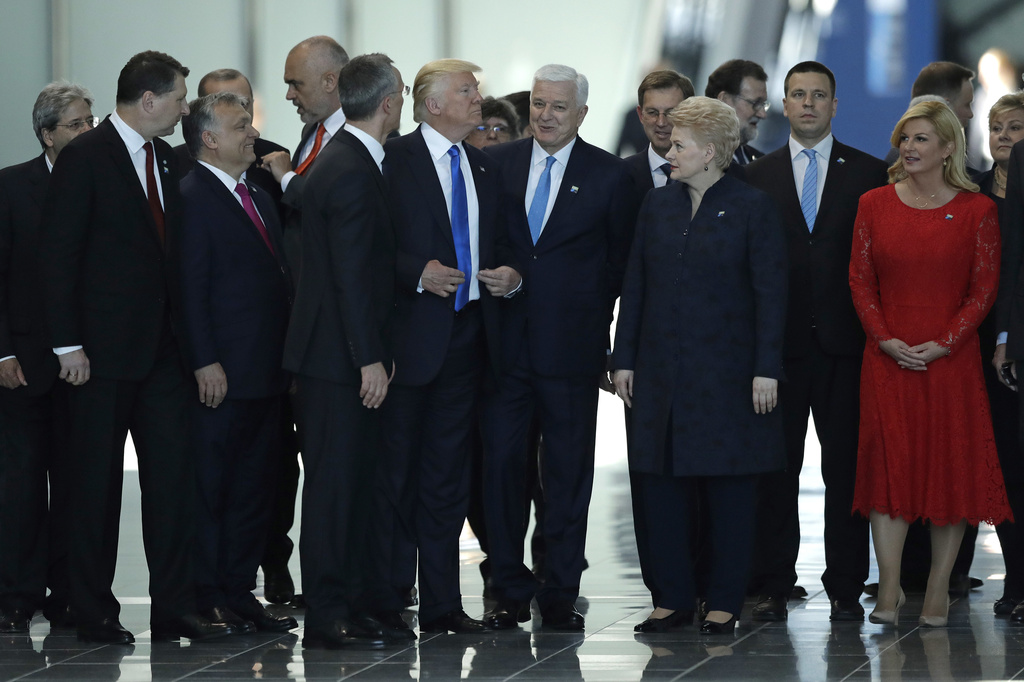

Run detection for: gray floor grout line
[[171, 631, 297, 681], [4, 636, 109, 682]]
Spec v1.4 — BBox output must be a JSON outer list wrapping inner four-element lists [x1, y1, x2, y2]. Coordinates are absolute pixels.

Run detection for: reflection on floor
[[3, 400, 1020, 681]]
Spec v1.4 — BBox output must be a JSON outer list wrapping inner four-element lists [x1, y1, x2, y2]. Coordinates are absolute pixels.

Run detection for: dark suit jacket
[[486, 136, 638, 377], [743, 139, 888, 359], [384, 126, 513, 385], [173, 137, 289, 219], [282, 129, 396, 384], [735, 143, 763, 165], [625, 149, 656, 200], [40, 117, 186, 380], [612, 175, 787, 475], [0, 154, 60, 395], [998, 141, 1024, 358], [179, 164, 292, 399]]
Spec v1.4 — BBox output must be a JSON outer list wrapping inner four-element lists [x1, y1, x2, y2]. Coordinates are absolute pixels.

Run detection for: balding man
[[0, 81, 95, 633], [705, 59, 769, 166], [372, 58, 519, 636]]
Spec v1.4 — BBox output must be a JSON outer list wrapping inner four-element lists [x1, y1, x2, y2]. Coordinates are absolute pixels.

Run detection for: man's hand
[[994, 344, 1018, 391], [420, 260, 465, 298], [752, 376, 778, 414], [613, 369, 634, 407], [260, 151, 293, 183], [360, 362, 389, 408], [478, 266, 522, 297], [194, 362, 228, 408], [58, 349, 90, 386], [0, 357, 27, 389]]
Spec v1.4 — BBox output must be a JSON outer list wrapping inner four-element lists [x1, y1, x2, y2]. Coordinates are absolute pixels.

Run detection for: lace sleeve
[[938, 200, 1001, 353], [848, 192, 892, 343]]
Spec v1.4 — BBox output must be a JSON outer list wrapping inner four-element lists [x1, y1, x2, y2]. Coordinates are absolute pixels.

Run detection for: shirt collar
[[420, 121, 464, 162], [109, 110, 148, 155], [197, 160, 247, 192], [646, 143, 669, 171], [531, 136, 576, 168], [343, 124, 385, 170], [322, 107, 347, 137], [788, 133, 833, 163]]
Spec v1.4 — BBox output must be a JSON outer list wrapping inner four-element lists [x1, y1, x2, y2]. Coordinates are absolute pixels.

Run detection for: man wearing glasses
[[625, 70, 695, 196], [705, 59, 770, 166], [0, 82, 95, 633]]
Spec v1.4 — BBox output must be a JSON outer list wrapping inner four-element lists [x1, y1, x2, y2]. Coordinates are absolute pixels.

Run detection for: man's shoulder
[[0, 155, 43, 187], [830, 140, 886, 169], [255, 137, 288, 156]]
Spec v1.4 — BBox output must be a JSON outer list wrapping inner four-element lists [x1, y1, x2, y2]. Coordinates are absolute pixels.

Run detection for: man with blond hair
[[370, 58, 519, 636]]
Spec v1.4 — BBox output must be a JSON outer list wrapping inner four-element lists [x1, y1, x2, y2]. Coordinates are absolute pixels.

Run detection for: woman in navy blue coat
[[612, 96, 787, 634]]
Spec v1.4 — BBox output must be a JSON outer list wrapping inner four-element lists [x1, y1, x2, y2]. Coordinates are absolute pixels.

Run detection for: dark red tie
[[235, 182, 275, 254], [143, 142, 165, 246]]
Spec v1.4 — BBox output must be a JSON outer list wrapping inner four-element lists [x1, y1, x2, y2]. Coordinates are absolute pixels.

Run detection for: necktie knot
[[234, 181, 250, 198], [448, 145, 460, 161]]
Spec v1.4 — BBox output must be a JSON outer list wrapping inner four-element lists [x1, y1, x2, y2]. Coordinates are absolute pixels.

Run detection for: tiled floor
[[2, 393, 1019, 681]]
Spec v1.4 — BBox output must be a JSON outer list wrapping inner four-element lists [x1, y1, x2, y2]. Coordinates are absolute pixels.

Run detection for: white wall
[[0, 0, 654, 168]]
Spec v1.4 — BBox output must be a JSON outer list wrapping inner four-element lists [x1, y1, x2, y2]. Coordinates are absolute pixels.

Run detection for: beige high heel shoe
[[869, 589, 906, 625], [919, 597, 950, 628]]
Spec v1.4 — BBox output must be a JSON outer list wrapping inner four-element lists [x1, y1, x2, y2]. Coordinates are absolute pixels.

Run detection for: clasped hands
[[879, 338, 948, 370], [421, 260, 521, 298], [612, 370, 778, 414]]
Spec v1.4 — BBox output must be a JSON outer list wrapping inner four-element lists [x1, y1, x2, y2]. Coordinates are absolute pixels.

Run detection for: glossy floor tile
[[3, 398, 1020, 680]]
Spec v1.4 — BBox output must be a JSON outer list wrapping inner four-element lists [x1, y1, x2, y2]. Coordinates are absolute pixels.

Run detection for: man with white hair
[[481, 63, 638, 631]]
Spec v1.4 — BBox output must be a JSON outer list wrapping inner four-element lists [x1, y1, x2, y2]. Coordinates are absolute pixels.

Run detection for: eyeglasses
[[390, 85, 411, 96], [474, 125, 510, 135], [732, 95, 770, 112], [53, 116, 99, 132]]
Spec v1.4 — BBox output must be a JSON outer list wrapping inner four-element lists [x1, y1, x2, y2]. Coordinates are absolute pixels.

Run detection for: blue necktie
[[801, 148, 817, 232], [528, 156, 556, 244], [447, 146, 471, 311]]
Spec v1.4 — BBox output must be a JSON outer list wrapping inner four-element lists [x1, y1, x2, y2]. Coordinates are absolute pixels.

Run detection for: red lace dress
[[849, 185, 1012, 525]]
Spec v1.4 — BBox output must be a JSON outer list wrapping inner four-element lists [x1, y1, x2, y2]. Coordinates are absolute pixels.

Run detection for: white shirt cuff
[[53, 345, 83, 355], [0, 355, 15, 363], [998, 332, 1008, 346], [281, 171, 297, 192]]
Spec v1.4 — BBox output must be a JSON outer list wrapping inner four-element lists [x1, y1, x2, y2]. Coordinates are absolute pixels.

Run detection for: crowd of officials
[[2, 35, 1023, 649]]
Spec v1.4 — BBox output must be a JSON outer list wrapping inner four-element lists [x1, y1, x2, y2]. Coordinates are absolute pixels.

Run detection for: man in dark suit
[[0, 82, 95, 633], [624, 70, 694, 198], [282, 53, 404, 649], [705, 59, 769, 165], [481, 64, 638, 631], [373, 58, 520, 636], [742, 61, 888, 622], [179, 92, 297, 634], [39, 51, 235, 645], [172, 67, 302, 608]]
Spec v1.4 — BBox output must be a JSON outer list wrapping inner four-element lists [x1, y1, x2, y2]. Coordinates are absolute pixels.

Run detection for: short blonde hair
[[887, 100, 978, 192], [666, 96, 740, 171], [988, 91, 1024, 127], [413, 58, 481, 122]]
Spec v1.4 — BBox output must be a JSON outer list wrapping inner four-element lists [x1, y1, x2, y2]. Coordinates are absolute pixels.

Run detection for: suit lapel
[[292, 122, 317, 168], [815, 141, 849, 233], [27, 154, 49, 209], [466, 145, 494, 263], [196, 164, 281, 264], [98, 120, 164, 250], [538, 138, 587, 246], [768, 148, 805, 232], [406, 128, 456, 251]]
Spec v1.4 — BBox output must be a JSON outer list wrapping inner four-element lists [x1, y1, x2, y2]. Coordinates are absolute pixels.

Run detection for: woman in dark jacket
[[612, 96, 787, 634]]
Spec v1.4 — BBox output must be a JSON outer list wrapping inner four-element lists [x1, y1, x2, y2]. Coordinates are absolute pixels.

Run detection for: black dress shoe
[[201, 606, 256, 634], [233, 603, 298, 633], [829, 599, 865, 622], [483, 600, 531, 630], [542, 602, 584, 631], [77, 618, 135, 644], [1010, 602, 1024, 624], [751, 595, 788, 621], [303, 619, 386, 649], [263, 567, 295, 605], [699, 616, 736, 634], [366, 612, 415, 641], [995, 596, 1020, 615], [45, 605, 76, 630], [696, 599, 709, 622], [634, 610, 693, 633], [421, 609, 491, 634], [0, 608, 32, 633], [151, 613, 238, 641]]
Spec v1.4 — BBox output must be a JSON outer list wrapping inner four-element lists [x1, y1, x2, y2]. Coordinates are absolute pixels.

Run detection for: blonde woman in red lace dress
[[849, 100, 1012, 628]]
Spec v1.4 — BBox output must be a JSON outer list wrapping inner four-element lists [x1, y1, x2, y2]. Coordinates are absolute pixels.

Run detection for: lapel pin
[[570, 186, 579, 194], [717, 211, 726, 217], [945, 214, 953, 220], [836, 157, 845, 165]]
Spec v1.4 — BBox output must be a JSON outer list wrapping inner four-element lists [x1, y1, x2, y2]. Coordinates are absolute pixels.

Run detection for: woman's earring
[[704, 165, 709, 172]]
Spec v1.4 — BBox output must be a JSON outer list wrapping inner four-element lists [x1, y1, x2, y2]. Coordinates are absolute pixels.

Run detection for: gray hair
[[33, 81, 94, 149], [533, 64, 589, 107], [339, 53, 398, 121], [181, 91, 248, 159]]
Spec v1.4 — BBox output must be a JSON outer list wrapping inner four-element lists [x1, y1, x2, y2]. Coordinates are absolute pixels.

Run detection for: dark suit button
[[676, 253, 682, 258], [531, 254, 538, 260]]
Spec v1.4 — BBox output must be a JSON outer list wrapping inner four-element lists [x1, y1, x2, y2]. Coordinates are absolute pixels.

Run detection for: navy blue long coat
[[612, 173, 787, 476]]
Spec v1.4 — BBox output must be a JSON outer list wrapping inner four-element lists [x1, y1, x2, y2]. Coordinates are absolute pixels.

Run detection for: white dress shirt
[[344, 123, 386, 173], [419, 122, 481, 302], [281, 106, 347, 192], [196, 161, 265, 224], [789, 133, 833, 213], [646, 144, 672, 189], [524, 137, 576, 239]]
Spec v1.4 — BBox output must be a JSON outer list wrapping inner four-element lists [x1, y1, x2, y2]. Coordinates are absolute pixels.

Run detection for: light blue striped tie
[[801, 148, 817, 232], [528, 156, 556, 244]]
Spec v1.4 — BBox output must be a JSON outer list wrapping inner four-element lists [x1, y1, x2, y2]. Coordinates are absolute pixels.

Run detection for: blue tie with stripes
[[801, 148, 817, 232]]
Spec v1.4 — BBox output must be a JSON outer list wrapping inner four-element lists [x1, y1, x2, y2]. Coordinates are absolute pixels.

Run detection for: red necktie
[[143, 141, 165, 246], [235, 182, 275, 255], [294, 123, 326, 175]]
